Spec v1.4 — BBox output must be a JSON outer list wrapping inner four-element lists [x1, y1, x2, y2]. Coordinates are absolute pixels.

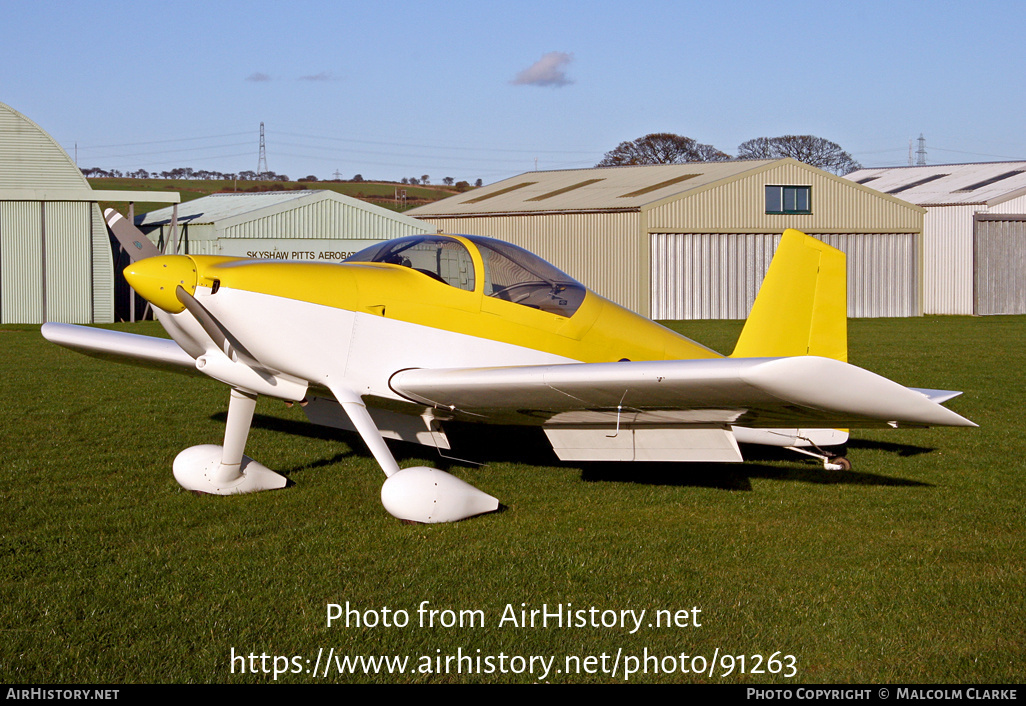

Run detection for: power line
[[276, 130, 598, 157], [273, 141, 573, 167], [76, 131, 252, 149], [930, 146, 1026, 161], [80, 141, 252, 161]]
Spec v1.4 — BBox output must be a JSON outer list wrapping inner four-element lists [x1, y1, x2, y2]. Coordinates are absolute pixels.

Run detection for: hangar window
[[468, 235, 586, 317], [765, 185, 811, 214], [346, 235, 475, 291]]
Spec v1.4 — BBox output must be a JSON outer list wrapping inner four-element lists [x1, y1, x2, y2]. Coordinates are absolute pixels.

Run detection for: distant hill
[[87, 177, 465, 216]]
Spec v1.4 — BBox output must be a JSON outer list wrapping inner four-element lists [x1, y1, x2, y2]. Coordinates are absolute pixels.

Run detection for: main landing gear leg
[[172, 388, 288, 494]]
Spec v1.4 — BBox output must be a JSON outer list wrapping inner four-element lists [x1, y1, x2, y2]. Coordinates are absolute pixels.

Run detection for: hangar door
[[974, 214, 1026, 315], [650, 232, 920, 320], [0, 201, 93, 323]]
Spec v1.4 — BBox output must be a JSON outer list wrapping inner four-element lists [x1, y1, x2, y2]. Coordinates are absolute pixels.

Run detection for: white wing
[[390, 356, 974, 429], [42, 322, 196, 374]]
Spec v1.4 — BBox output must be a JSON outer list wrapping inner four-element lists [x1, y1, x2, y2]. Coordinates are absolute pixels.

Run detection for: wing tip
[[744, 357, 977, 428]]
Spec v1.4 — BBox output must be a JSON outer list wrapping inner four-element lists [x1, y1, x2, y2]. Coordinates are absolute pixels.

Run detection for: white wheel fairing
[[173, 445, 288, 494], [380, 466, 499, 523]]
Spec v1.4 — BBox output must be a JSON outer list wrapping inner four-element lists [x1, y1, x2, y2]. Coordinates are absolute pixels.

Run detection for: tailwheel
[[785, 444, 851, 471], [823, 456, 851, 471]]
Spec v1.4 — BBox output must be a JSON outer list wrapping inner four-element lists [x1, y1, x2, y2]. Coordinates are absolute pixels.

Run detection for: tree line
[[80, 167, 293, 182], [596, 133, 862, 175], [80, 166, 485, 190]]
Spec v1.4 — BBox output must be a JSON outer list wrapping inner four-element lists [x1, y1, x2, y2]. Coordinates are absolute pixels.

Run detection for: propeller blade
[[174, 285, 269, 372], [104, 208, 160, 262]]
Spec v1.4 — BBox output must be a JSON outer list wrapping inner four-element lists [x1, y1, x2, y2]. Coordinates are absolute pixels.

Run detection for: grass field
[[1, 316, 1023, 683]]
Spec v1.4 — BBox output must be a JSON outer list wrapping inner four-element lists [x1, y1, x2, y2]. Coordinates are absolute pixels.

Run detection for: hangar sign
[[217, 238, 385, 262]]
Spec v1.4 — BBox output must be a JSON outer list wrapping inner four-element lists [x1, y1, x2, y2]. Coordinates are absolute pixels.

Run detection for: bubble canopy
[[346, 234, 587, 317]]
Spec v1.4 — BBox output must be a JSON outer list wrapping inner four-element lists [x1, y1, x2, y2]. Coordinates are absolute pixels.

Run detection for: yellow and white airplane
[[42, 210, 974, 523]]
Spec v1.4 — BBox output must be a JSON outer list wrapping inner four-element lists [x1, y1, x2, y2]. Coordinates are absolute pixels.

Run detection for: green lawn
[[1, 317, 1022, 683]]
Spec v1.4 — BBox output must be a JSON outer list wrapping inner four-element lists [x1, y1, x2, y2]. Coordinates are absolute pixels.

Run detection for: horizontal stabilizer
[[731, 426, 849, 448], [42, 322, 196, 374], [908, 388, 964, 404]]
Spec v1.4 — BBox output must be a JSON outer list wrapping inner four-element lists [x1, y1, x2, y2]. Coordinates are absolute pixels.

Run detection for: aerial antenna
[[257, 122, 269, 175], [915, 133, 927, 166], [908, 139, 913, 166]]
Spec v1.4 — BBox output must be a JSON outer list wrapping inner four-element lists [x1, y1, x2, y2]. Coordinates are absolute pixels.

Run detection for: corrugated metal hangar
[[137, 190, 431, 261], [409, 160, 925, 319], [846, 162, 1026, 315], [0, 101, 178, 324]]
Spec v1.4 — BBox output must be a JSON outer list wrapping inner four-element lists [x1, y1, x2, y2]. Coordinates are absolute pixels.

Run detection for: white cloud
[[511, 52, 574, 87], [246, 72, 272, 82]]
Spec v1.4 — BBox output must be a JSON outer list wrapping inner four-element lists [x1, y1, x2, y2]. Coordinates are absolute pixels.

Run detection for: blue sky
[[3, 0, 1025, 184]]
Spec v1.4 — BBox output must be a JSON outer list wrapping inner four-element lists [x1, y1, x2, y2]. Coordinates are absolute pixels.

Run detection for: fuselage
[[127, 234, 721, 407]]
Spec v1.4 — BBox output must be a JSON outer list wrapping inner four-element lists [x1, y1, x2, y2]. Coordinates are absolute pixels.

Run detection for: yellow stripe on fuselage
[[195, 256, 719, 364]]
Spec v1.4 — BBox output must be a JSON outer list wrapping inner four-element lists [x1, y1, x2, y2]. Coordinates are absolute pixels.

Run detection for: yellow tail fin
[[731, 229, 847, 362]]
